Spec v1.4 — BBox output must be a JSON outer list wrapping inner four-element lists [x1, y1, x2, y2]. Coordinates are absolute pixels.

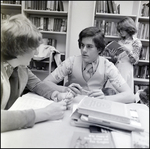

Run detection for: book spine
[[78, 109, 130, 124]]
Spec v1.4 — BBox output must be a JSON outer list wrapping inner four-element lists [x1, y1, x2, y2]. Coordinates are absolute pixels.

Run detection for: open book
[[8, 92, 53, 110], [104, 41, 123, 56]]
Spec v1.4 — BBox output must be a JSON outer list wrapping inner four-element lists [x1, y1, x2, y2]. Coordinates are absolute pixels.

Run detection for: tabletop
[[1, 95, 149, 148]]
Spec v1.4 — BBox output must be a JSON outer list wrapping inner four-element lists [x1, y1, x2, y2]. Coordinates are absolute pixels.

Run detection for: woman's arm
[[120, 39, 142, 65], [1, 109, 35, 132], [1, 100, 67, 132]]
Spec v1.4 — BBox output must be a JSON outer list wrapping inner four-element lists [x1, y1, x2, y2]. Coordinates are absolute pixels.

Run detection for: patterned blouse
[[117, 36, 142, 65]]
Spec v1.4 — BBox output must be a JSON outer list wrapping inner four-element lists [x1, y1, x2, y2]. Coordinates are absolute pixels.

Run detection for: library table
[[1, 95, 149, 148]]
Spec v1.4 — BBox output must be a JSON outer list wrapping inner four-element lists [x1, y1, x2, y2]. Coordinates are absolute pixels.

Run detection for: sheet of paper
[[9, 92, 53, 110], [111, 131, 131, 148]]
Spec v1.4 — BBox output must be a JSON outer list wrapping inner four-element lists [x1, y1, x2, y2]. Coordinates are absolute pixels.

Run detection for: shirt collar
[[3, 62, 14, 78], [82, 57, 99, 72]]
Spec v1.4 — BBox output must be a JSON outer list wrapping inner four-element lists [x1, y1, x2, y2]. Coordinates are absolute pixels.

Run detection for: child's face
[[80, 37, 99, 63]]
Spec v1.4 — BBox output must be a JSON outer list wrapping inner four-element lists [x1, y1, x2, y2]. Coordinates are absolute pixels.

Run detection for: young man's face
[[80, 37, 99, 63]]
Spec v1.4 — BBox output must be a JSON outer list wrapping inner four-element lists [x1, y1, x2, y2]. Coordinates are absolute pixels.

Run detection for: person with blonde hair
[[1, 14, 73, 132], [105, 17, 142, 92]]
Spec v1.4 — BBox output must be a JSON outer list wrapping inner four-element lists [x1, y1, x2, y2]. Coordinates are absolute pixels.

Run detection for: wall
[[66, 1, 95, 58]]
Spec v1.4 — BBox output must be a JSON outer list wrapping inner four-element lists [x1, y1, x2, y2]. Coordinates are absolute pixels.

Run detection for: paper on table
[[9, 92, 53, 110]]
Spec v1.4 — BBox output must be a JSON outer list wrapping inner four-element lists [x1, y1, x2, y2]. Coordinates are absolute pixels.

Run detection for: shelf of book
[[23, 9, 68, 16], [40, 30, 66, 35], [1, 3, 21, 8], [138, 60, 149, 64], [95, 13, 137, 21], [138, 16, 149, 22], [134, 78, 149, 85]]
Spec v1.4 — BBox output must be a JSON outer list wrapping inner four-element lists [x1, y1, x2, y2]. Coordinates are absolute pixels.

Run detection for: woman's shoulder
[[133, 36, 142, 45]]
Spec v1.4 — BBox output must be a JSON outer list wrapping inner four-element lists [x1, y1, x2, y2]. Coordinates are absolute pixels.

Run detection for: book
[[104, 41, 123, 56], [9, 92, 53, 110], [70, 131, 115, 148], [131, 131, 149, 148], [77, 96, 131, 124], [71, 96, 144, 131], [107, 1, 113, 13]]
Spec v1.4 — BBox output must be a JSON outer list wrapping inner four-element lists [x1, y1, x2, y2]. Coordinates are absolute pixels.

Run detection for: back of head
[[117, 17, 137, 36], [78, 26, 106, 54], [1, 14, 42, 61]]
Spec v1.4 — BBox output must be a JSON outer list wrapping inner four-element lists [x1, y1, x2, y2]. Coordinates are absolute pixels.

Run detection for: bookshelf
[[93, 1, 149, 93], [1, 1, 149, 88], [1, 1, 22, 19], [1, 1, 70, 80]]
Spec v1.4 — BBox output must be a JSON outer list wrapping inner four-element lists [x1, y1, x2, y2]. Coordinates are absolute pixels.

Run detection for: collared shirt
[[50, 55, 126, 89], [82, 57, 99, 74], [3, 61, 14, 79]]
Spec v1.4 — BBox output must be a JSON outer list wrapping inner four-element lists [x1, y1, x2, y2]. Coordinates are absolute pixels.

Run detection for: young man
[[43, 26, 135, 103]]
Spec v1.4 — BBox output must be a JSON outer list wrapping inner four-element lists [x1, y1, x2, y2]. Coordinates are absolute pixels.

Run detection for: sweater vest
[[67, 55, 106, 91]]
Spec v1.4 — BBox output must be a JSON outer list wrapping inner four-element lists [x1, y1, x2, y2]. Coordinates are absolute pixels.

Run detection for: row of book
[[139, 46, 149, 61], [102, 46, 149, 61], [94, 19, 119, 36], [134, 85, 149, 93], [141, 2, 149, 17], [1, 0, 21, 4], [134, 65, 149, 79], [96, 1, 120, 14], [137, 22, 149, 39], [29, 15, 67, 32], [25, 1, 64, 11]]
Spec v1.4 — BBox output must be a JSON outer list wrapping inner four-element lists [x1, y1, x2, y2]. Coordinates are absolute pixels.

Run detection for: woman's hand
[[108, 48, 117, 57], [87, 89, 106, 99], [44, 100, 67, 120], [57, 92, 74, 109]]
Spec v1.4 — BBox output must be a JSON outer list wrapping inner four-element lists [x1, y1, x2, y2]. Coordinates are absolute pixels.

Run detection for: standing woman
[[106, 17, 142, 92]]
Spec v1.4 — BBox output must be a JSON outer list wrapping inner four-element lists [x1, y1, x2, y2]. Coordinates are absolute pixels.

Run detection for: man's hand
[[88, 89, 106, 99], [67, 83, 83, 96]]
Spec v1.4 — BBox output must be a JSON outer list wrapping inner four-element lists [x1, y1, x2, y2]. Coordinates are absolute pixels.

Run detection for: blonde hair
[[1, 14, 43, 60], [117, 17, 137, 36]]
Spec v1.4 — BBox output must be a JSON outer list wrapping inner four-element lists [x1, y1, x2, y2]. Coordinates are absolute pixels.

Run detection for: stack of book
[[70, 96, 144, 132]]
